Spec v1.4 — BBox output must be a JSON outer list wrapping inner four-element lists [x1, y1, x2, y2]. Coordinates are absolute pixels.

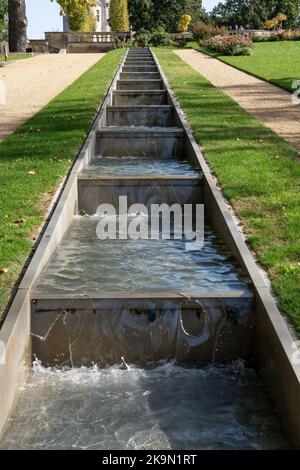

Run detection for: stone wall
[[44, 32, 70, 53], [44, 32, 130, 53], [67, 43, 115, 53], [27, 40, 49, 54]]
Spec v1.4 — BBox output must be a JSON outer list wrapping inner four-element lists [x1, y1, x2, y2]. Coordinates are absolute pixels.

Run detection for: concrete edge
[[0, 289, 31, 440], [30, 290, 253, 301]]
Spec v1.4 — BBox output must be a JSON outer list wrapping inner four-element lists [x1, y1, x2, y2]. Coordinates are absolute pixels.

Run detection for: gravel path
[[176, 49, 300, 151], [0, 54, 104, 141]]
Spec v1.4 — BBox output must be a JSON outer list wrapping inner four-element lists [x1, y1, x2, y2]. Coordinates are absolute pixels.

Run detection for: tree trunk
[[8, 0, 28, 52]]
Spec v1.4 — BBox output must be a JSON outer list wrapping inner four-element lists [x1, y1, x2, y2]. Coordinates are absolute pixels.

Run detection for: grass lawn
[[0, 48, 124, 321], [155, 48, 300, 333], [0, 54, 30, 65], [188, 40, 300, 93]]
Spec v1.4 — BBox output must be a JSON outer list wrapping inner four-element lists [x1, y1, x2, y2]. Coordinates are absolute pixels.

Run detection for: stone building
[[63, 0, 111, 32]]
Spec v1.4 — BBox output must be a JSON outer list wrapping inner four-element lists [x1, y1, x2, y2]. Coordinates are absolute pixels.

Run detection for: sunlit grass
[[189, 40, 300, 93], [0, 54, 30, 65]]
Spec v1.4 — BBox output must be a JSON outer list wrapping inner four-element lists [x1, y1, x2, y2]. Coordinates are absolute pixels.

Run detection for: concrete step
[[123, 65, 158, 73], [126, 56, 154, 60], [113, 90, 167, 106], [106, 105, 174, 127], [120, 72, 160, 80], [127, 54, 153, 59], [126, 57, 153, 62], [128, 48, 150, 51], [117, 80, 163, 91], [31, 216, 253, 302], [31, 292, 253, 367], [127, 51, 151, 55], [128, 50, 151, 52], [125, 60, 156, 66], [96, 127, 184, 157], [78, 175, 203, 214]]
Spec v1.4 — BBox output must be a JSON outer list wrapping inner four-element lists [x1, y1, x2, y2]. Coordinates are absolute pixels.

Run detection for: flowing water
[[81, 156, 200, 176], [1, 50, 290, 450], [33, 217, 251, 294], [0, 360, 288, 450]]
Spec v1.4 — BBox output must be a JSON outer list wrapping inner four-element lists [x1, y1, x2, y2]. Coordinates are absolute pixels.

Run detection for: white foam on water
[[0, 360, 288, 450]]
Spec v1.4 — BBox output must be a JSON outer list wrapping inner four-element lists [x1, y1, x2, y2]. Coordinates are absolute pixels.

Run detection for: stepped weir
[[0, 49, 299, 449]]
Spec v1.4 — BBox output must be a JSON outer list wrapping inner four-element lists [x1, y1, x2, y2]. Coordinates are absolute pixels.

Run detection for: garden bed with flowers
[[201, 34, 254, 56]]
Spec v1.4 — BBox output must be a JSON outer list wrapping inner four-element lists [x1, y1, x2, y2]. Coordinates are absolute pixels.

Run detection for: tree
[[258, 1, 299, 28], [264, 12, 287, 30], [178, 14, 192, 32], [127, 0, 152, 31], [82, 7, 96, 31], [52, 0, 95, 31], [8, 0, 28, 52], [271, 1, 300, 27], [128, 0, 203, 32], [109, 0, 130, 31], [210, 0, 300, 29], [276, 12, 287, 27], [0, 0, 8, 41], [264, 19, 276, 30]]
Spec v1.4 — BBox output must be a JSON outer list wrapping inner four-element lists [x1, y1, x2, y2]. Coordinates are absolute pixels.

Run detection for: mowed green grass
[[155, 48, 300, 333], [0, 54, 30, 65], [190, 40, 300, 93], [0, 49, 124, 320]]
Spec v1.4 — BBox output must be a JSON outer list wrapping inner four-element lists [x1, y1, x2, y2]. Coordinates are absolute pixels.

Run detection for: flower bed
[[253, 29, 300, 42], [201, 34, 254, 56]]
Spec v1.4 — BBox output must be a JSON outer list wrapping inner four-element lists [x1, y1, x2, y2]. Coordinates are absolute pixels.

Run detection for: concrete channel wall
[[0, 48, 299, 446]]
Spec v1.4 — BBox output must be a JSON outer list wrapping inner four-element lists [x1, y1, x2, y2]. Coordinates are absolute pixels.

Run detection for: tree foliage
[[0, 0, 8, 41], [109, 0, 130, 31], [264, 12, 287, 30], [128, 0, 203, 32], [52, 0, 95, 31], [82, 7, 96, 31], [210, 0, 300, 29], [178, 14, 192, 32]]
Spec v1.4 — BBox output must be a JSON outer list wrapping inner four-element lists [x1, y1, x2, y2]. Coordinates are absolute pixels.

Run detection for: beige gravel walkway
[[0, 54, 104, 141], [176, 49, 300, 151]]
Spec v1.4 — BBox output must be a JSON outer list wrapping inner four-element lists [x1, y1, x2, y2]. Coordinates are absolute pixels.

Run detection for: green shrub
[[133, 27, 172, 47], [134, 29, 151, 47], [281, 29, 300, 40], [252, 35, 270, 42], [232, 45, 253, 56], [193, 21, 227, 40], [149, 27, 172, 46], [173, 36, 188, 47]]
